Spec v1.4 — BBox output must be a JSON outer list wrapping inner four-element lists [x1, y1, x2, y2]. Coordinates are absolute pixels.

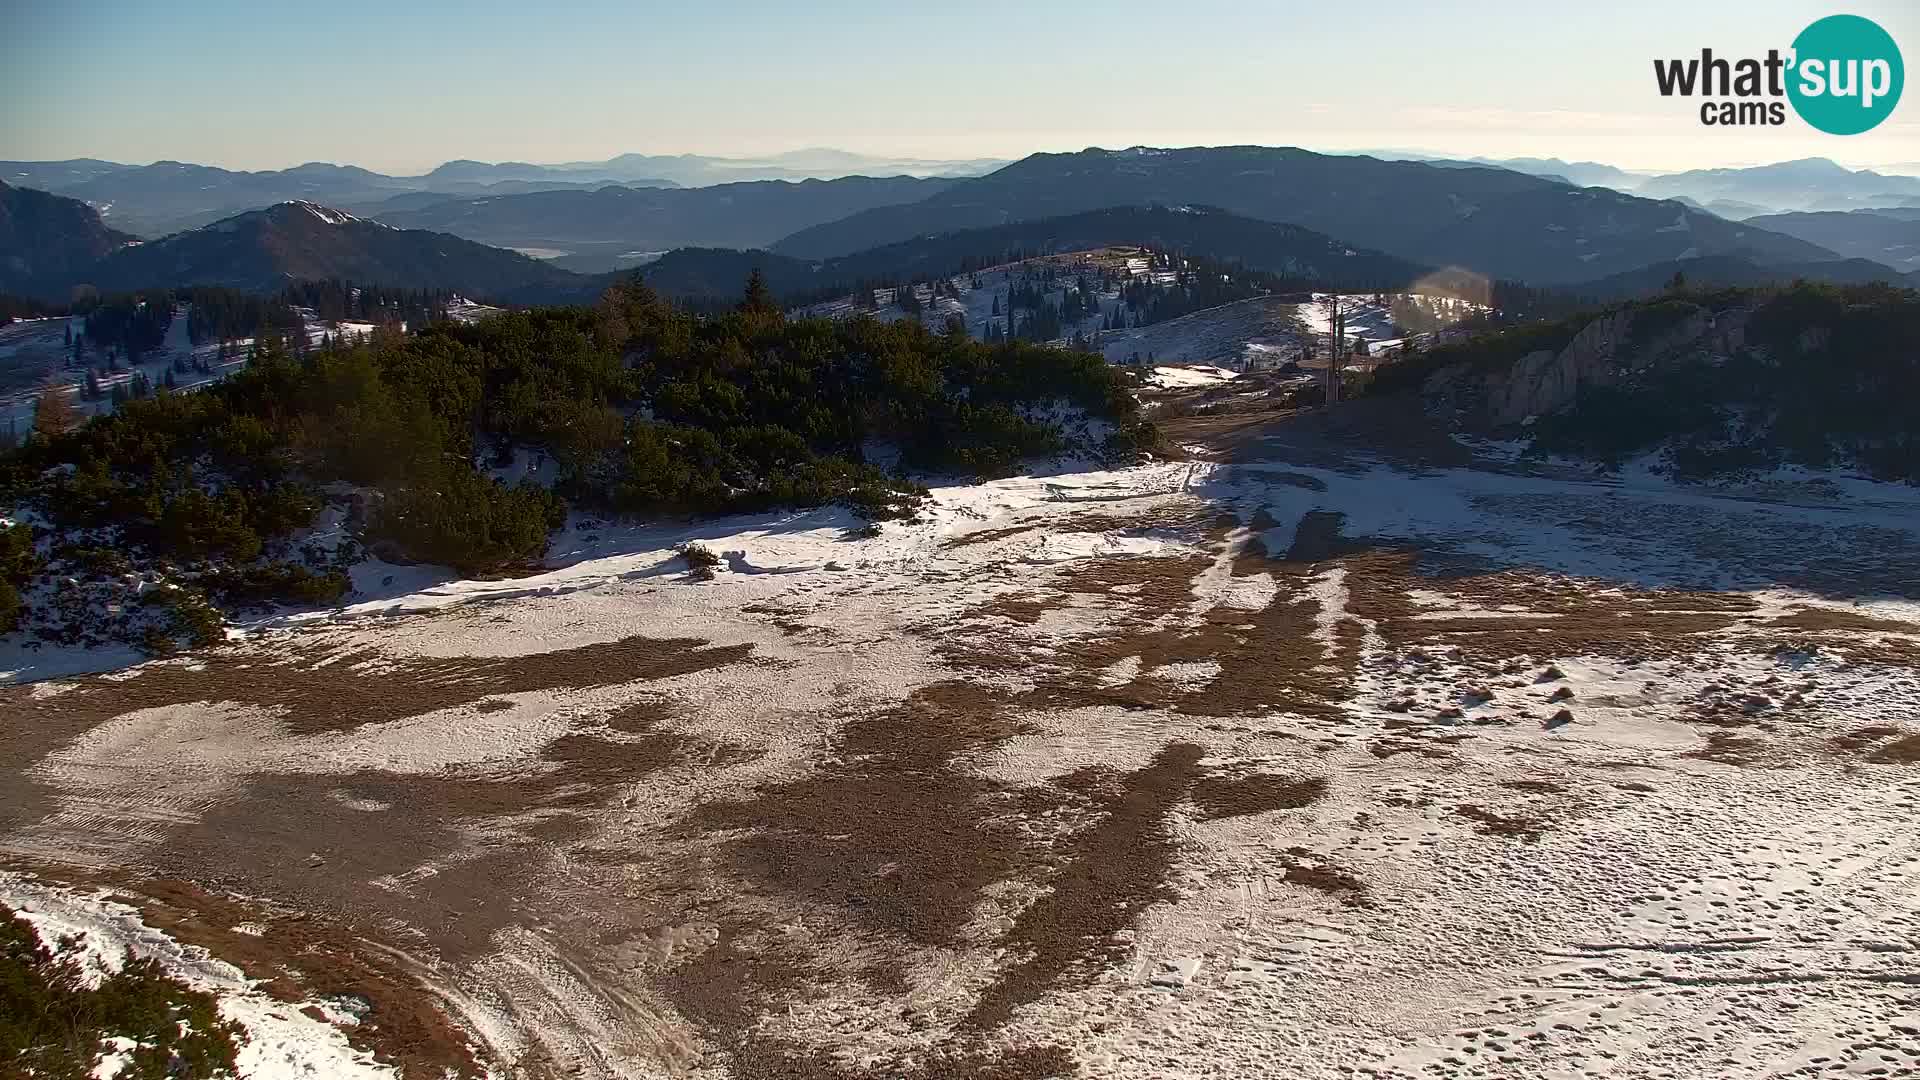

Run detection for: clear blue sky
[[3, 0, 1915, 173]]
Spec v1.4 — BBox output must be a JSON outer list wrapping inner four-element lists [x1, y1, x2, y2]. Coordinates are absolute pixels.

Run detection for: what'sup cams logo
[[1654, 14, 1903, 133]]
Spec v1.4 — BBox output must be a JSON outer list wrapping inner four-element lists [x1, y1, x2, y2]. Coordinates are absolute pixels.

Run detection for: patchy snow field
[[1144, 365, 1240, 389], [4, 424, 1919, 1079]]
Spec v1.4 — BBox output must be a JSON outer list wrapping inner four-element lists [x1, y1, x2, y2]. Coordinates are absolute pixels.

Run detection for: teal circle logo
[[1788, 15, 1903, 135]]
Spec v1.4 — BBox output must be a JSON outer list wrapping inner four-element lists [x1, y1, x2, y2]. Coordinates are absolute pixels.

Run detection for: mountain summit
[[69, 201, 578, 295], [772, 146, 1839, 283]]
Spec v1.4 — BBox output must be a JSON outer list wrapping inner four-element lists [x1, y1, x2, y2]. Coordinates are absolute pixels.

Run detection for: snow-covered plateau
[[4, 408, 1919, 1079]]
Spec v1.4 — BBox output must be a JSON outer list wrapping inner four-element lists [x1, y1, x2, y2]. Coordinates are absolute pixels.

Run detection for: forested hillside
[[773, 146, 1840, 283], [0, 277, 1151, 644], [0, 180, 136, 294], [522, 205, 1454, 313]]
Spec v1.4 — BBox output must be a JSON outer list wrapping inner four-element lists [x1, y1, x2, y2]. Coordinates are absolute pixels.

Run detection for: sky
[[2, 0, 1917, 175]]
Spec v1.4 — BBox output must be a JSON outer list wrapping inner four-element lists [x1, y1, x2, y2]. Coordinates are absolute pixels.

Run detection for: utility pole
[[1322, 292, 1342, 406]]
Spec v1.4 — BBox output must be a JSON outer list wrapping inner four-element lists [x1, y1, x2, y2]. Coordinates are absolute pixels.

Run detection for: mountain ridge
[[771, 146, 1842, 284], [0, 179, 138, 295], [371, 175, 961, 258], [1, 149, 1005, 237], [62, 201, 580, 297]]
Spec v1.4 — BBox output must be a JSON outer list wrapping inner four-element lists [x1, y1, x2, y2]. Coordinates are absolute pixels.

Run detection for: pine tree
[[740, 269, 779, 317], [33, 385, 77, 438]]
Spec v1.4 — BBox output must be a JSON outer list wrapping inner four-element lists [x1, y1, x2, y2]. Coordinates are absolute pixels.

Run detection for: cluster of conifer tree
[[81, 292, 174, 361], [0, 293, 60, 324], [0, 274, 1153, 629], [1, 906, 243, 1076]]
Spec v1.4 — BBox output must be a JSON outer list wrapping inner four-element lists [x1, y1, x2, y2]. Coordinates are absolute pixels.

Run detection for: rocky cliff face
[[1424, 302, 1749, 428], [1403, 282, 1914, 483]]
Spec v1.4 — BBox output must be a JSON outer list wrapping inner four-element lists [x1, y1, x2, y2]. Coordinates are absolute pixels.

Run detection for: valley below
[[5, 401, 1918, 1079]]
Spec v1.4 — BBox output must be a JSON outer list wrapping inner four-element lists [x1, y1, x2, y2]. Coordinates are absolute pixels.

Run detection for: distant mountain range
[[418, 149, 1006, 188], [6, 147, 1913, 311], [13, 147, 1920, 247], [370, 175, 960, 265], [771, 146, 1841, 284], [1630, 158, 1920, 217], [0, 180, 137, 294], [0, 150, 1006, 239], [0, 160, 678, 238], [1741, 210, 1920, 272], [1370, 153, 1653, 191], [1370, 152, 1920, 218]]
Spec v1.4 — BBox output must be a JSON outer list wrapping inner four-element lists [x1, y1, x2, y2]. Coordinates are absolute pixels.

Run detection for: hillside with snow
[[797, 250, 1486, 381]]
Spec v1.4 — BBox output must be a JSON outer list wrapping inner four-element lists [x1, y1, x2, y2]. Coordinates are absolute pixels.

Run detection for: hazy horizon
[[5, 142, 1920, 180], [4, 0, 1915, 176]]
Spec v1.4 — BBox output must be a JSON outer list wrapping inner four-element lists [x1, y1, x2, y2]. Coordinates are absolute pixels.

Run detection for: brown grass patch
[[945, 506, 1210, 550], [1770, 607, 1920, 634], [968, 591, 1070, 628], [1868, 734, 1920, 764], [696, 682, 1030, 949], [937, 516, 1374, 723], [1332, 549, 1758, 664], [1759, 635, 1920, 669], [1454, 803, 1552, 841], [1277, 850, 1371, 908], [966, 741, 1205, 1030], [1191, 774, 1327, 820], [1055, 553, 1215, 606], [741, 602, 815, 636], [16, 634, 756, 737], [1500, 779, 1567, 793], [1682, 730, 1769, 766], [663, 679, 1130, 1076], [1391, 611, 1742, 664], [1040, 554, 1361, 720], [1831, 725, 1902, 752], [147, 708, 718, 966], [659, 915, 1079, 1080], [946, 523, 1051, 548], [931, 555, 1213, 677]]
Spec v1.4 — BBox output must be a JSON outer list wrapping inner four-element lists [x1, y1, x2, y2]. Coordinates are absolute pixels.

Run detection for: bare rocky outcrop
[[1424, 302, 1754, 429]]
